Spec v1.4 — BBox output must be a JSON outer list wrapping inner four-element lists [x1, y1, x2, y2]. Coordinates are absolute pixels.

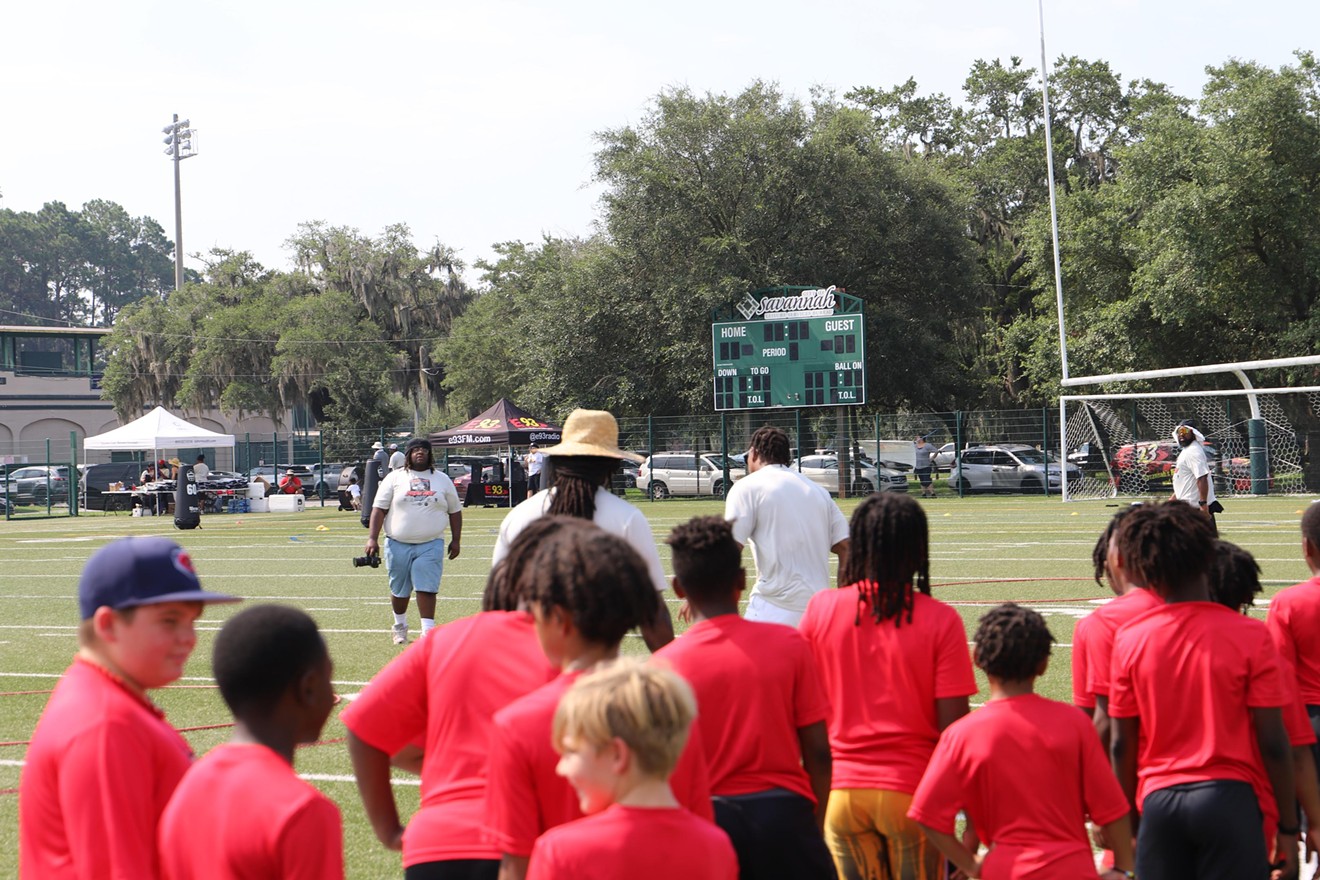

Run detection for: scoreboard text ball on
[[711, 285, 866, 411]]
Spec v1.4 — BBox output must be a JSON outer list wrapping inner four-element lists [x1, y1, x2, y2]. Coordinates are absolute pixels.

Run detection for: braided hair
[[1303, 503, 1320, 554], [747, 426, 791, 466], [1208, 540, 1263, 613], [546, 456, 619, 521], [840, 493, 929, 627], [509, 515, 661, 644], [973, 603, 1055, 682], [1113, 501, 1215, 600], [1092, 506, 1136, 587]]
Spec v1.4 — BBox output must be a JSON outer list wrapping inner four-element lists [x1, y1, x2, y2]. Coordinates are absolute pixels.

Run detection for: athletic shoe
[[392, 623, 409, 645]]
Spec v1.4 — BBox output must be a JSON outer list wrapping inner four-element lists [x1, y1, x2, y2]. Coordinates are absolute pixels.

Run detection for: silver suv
[[949, 444, 1081, 494], [637, 453, 745, 499]]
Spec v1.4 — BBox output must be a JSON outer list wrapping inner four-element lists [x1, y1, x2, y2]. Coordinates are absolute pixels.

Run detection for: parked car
[[949, 444, 1081, 494], [80, 462, 146, 511], [637, 453, 745, 499], [307, 463, 346, 496], [617, 461, 640, 489], [791, 454, 908, 495], [933, 443, 959, 471], [5, 465, 72, 505]]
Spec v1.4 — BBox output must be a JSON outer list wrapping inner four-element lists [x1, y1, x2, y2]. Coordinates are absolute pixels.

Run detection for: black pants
[[404, 860, 498, 880], [1138, 780, 1268, 880], [713, 789, 835, 880]]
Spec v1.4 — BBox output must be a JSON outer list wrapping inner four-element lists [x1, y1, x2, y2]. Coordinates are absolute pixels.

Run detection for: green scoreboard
[[711, 286, 866, 411]]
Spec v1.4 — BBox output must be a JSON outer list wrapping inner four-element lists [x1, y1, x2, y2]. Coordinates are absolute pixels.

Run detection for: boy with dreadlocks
[[492, 409, 674, 650], [484, 517, 712, 880], [909, 604, 1136, 879], [798, 493, 976, 880], [655, 516, 835, 880], [341, 519, 559, 879], [1210, 540, 1320, 869], [1109, 502, 1296, 880], [1073, 507, 1160, 746]]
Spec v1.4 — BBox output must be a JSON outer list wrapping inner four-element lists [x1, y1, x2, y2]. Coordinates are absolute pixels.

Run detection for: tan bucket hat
[[539, 409, 643, 462]]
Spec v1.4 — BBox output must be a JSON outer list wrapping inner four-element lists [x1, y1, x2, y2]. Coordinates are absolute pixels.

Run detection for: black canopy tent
[[430, 399, 561, 506]]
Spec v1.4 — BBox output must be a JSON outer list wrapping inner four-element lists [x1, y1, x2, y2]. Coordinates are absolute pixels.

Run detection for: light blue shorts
[[384, 537, 445, 598]]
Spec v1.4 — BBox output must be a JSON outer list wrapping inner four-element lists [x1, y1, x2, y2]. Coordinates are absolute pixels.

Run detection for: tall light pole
[[162, 114, 197, 291]]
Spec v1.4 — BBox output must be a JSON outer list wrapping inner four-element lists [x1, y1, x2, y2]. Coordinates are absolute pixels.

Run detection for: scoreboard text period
[[711, 286, 866, 411]]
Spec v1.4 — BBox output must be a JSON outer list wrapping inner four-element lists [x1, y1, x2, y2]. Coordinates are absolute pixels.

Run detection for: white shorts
[[744, 592, 806, 628]]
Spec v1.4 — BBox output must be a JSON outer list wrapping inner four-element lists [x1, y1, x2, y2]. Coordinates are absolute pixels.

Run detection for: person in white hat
[[388, 443, 405, 471], [1169, 424, 1218, 534], [492, 409, 674, 650]]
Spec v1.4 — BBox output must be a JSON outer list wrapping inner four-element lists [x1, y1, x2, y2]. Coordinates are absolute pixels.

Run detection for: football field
[[0, 494, 1313, 877]]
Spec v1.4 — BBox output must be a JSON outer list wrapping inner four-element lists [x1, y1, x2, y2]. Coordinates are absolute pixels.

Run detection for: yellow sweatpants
[[825, 788, 944, 880]]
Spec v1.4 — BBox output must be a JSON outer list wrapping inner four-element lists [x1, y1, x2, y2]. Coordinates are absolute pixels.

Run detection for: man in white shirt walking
[[365, 438, 462, 644], [724, 426, 850, 627], [1169, 423, 1219, 535]]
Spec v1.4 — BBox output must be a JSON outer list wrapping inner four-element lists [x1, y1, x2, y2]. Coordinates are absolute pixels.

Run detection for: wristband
[[1278, 823, 1301, 835], [1117, 871, 1136, 879], [1198, 501, 1207, 506]]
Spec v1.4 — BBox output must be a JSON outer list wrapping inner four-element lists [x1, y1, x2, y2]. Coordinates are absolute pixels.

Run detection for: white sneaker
[[392, 623, 409, 645]]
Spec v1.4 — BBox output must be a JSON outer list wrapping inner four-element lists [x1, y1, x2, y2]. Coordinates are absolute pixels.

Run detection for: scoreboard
[[711, 313, 866, 411]]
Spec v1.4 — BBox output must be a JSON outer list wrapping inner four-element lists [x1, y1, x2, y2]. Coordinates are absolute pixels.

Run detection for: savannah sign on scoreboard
[[711, 285, 866, 411]]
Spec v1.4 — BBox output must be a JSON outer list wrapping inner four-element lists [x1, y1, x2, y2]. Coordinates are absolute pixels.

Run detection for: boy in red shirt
[[655, 515, 835, 879], [341, 519, 559, 879], [484, 517, 713, 880], [158, 604, 343, 879], [1209, 539, 1320, 867], [909, 603, 1135, 879], [525, 661, 736, 880], [1109, 502, 1297, 880], [1074, 507, 1160, 745], [19, 537, 240, 880], [799, 493, 977, 880], [1268, 504, 1320, 753]]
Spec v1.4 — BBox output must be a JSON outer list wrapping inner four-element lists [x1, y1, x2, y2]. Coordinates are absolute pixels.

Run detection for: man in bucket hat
[[20, 537, 240, 880], [366, 437, 463, 645], [492, 408, 674, 650]]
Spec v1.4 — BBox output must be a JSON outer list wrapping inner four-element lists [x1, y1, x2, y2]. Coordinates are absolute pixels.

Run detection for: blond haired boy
[[525, 662, 736, 880]]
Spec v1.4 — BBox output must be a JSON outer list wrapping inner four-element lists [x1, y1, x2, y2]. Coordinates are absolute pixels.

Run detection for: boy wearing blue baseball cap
[[19, 536, 240, 880]]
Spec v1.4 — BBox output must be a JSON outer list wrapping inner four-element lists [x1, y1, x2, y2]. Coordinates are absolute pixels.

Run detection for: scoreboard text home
[[711, 286, 866, 411]]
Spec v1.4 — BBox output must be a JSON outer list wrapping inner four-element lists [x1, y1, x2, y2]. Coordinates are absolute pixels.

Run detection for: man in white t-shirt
[[724, 425, 850, 627], [191, 455, 210, 482], [388, 443, 405, 471], [366, 438, 462, 644], [1170, 423, 1218, 535], [525, 444, 546, 493]]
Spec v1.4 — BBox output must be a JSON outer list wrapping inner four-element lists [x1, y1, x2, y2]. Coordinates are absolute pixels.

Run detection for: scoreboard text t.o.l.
[[711, 286, 866, 411]]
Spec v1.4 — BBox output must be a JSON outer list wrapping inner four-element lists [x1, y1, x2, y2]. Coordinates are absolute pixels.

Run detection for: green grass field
[[1, 493, 1314, 877]]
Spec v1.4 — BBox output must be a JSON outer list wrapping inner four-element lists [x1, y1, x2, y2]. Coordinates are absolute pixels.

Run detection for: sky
[[2, 0, 1316, 283]]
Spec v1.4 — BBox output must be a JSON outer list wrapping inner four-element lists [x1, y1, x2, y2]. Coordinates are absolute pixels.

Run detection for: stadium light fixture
[[162, 113, 198, 292]]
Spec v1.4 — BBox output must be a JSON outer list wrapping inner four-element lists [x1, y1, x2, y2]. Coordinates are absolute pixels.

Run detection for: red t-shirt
[[485, 670, 715, 857], [908, 693, 1129, 880], [1071, 613, 1097, 710], [653, 614, 829, 800], [1081, 588, 1162, 701], [799, 586, 977, 792], [526, 804, 737, 880], [339, 611, 556, 866], [158, 742, 343, 879], [1267, 575, 1320, 704], [19, 658, 195, 880], [1109, 602, 1286, 814]]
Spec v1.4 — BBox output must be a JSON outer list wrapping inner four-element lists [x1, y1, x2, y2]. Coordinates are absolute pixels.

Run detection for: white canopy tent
[[84, 406, 235, 459]]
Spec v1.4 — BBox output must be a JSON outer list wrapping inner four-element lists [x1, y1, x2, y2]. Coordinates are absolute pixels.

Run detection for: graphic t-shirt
[[374, 467, 461, 543]]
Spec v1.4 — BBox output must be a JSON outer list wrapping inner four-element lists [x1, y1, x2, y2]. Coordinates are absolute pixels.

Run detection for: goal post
[[1059, 387, 1320, 502]]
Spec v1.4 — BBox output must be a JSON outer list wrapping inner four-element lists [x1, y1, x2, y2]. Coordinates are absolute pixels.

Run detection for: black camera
[[352, 551, 381, 568]]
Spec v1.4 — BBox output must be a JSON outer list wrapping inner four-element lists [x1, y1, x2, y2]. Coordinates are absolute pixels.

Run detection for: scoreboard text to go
[[711, 315, 866, 410]]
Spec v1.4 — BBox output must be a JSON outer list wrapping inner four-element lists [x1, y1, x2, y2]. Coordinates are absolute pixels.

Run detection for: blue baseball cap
[[78, 537, 241, 620]]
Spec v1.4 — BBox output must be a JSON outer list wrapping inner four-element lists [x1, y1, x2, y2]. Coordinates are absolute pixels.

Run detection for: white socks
[[393, 612, 407, 626], [420, 618, 435, 635]]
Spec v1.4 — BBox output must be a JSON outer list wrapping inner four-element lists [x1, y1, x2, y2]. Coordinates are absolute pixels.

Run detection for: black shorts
[[1137, 780, 1268, 880], [915, 469, 933, 487], [404, 859, 498, 880], [713, 789, 835, 880]]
